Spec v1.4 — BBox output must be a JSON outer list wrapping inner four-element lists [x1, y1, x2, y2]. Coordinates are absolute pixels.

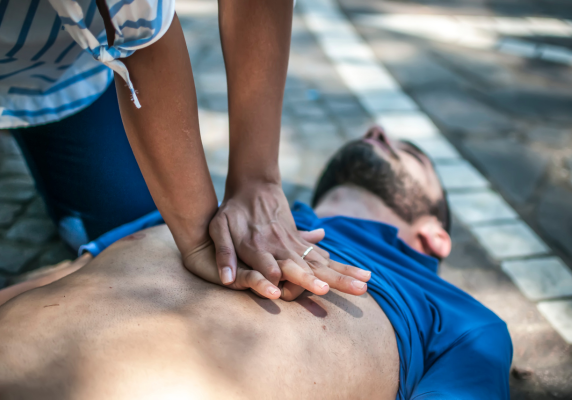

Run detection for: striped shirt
[[0, 0, 175, 129]]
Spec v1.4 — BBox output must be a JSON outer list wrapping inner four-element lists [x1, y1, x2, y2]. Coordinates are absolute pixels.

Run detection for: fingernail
[[362, 271, 372, 278], [315, 280, 329, 290], [268, 287, 279, 296], [352, 280, 366, 290], [221, 267, 233, 284]]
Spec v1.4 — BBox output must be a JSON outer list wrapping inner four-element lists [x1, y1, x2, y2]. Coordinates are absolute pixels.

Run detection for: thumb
[[298, 228, 325, 244], [209, 215, 237, 285]]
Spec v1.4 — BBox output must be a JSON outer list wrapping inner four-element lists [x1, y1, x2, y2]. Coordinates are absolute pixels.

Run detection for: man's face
[[361, 127, 443, 205], [312, 127, 448, 228]]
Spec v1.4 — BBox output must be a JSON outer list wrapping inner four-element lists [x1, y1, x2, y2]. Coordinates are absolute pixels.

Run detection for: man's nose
[[364, 126, 392, 146]]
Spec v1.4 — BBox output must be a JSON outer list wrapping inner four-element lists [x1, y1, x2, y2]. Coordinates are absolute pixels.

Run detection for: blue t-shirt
[[291, 202, 512, 400]]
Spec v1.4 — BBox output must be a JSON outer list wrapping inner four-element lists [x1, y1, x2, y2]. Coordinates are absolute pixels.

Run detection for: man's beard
[[312, 140, 435, 224]]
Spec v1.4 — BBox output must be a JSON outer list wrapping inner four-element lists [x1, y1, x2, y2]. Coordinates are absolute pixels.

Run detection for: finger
[[280, 282, 306, 302], [308, 263, 368, 296], [277, 245, 325, 302], [209, 215, 237, 285], [298, 228, 325, 244], [298, 248, 368, 295], [231, 268, 281, 300], [326, 259, 371, 282], [305, 246, 371, 282], [246, 251, 282, 286], [278, 259, 329, 296]]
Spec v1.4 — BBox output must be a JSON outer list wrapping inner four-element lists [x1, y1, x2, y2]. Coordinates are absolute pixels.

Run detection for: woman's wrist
[[226, 162, 281, 193], [168, 216, 214, 255]]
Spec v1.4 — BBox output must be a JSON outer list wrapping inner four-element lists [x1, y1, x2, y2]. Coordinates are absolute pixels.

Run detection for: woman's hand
[[184, 240, 282, 298], [207, 182, 371, 300]]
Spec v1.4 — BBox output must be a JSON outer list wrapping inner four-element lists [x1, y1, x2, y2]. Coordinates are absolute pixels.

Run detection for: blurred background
[[0, 0, 571, 398]]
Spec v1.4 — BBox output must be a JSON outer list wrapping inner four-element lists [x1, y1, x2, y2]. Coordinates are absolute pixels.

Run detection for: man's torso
[[0, 225, 399, 400]]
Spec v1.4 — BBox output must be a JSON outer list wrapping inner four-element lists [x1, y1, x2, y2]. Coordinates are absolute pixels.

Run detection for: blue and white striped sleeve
[[48, 0, 176, 108]]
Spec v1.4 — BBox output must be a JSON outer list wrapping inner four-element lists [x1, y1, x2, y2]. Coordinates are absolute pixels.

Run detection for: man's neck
[[314, 185, 406, 229], [313, 185, 436, 257]]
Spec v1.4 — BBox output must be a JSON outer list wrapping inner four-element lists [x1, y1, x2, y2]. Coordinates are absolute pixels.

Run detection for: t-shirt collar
[[291, 201, 439, 273]]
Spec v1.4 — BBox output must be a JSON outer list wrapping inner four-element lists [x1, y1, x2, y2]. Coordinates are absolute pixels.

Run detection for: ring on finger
[[301, 246, 314, 260]]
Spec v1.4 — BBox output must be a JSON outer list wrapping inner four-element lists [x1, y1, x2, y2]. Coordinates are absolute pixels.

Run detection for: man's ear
[[417, 220, 452, 259]]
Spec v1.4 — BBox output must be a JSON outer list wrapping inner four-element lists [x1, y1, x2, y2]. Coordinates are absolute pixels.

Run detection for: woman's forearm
[[218, 0, 294, 190], [115, 14, 218, 251]]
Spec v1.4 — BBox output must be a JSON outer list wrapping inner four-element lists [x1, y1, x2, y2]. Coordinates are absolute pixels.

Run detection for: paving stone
[[0, 202, 22, 227], [0, 156, 30, 176], [285, 75, 307, 90], [528, 18, 572, 37], [0, 131, 21, 156], [433, 42, 537, 87], [462, 138, 549, 204], [497, 38, 538, 58], [38, 242, 76, 267], [284, 88, 312, 104], [539, 44, 572, 65], [336, 63, 400, 94], [25, 196, 48, 217], [0, 177, 36, 202], [338, 116, 373, 140], [488, 90, 572, 124], [435, 160, 489, 190], [442, 233, 498, 274], [205, 94, 228, 112], [323, 97, 367, 117], [292, 103, 329, 120], [280, 141, 304, 183], [537, 300, 572, 344], [197, 74, 228, 95], [0, 241, 41, 274], [360, 33, 467, 89], [472, 220, 550, 260], [413, 88, 514, 137], [526, 125, 572, 148], [293, 187, 314, 206], [298, 150, 334, 187], [537, 185, 572, 257], [503, 257, 572, 301], [358, 89, 418, 114], [449, 215, 474, 245], [411, 136, 461, 161], [282, 180, 301, 206], [568, 157, 572, 185], [376, 112, 440, 140], [210, 173, 226, 203], [448, 189, 518, 225], [6, 218, 57, 245], [298, 121, 341, 149]]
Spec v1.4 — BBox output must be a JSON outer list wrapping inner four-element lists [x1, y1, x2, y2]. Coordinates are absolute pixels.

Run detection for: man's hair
[[311, 140, 451, 234]]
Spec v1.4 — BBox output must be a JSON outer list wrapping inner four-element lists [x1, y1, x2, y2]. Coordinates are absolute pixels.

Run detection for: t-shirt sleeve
[[48, 0, 176, 108], [411, 324, 513, 400]]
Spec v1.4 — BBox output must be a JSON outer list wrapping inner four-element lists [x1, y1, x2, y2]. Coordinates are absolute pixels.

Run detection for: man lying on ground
[[0, 127, 512, 399]]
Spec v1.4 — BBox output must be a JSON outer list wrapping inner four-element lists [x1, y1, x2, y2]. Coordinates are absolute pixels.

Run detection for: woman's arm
[[211, 0, 371, 299], [112, 14, 219, 255], [220, 0, 291, 184]]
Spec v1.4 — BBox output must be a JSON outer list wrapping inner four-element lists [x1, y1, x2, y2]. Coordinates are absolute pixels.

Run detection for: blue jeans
[[13, 83, 158, 250]]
